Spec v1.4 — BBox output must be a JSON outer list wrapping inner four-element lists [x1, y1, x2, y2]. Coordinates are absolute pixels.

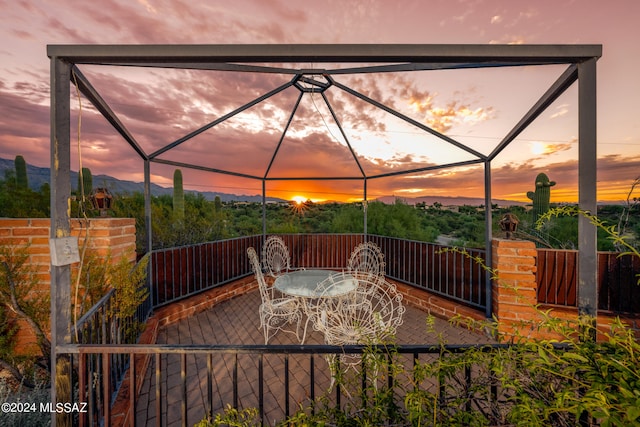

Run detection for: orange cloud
[[423, 102, 494, 133]]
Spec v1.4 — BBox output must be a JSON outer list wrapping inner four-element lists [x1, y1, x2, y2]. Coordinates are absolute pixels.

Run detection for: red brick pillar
[[491, 238, 539, 339], [71, 218, 137, 263]]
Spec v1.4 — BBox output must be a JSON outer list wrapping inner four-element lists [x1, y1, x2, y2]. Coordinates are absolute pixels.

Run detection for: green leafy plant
[[0, 304, 20, 382], [0, 241, 51, 379], [0, 168, 49, 218], [0, 376, 51, 427], [536, 205, 640, 284], [71, 243, 110, 330], [71, 246, 149, 344], [448, 215, 640, 425], [194, 314, 640, 426], [282, 239, 639, 426], [194, 405, 260, 427], [106, 252, 149, 340]]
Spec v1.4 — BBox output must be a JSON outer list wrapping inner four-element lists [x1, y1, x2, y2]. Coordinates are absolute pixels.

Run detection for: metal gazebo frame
[[48, 44, 600, 415]]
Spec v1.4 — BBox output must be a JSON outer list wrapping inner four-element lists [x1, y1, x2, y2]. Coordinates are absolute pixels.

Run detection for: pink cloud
[[0, 0, 635, 204], [3, 63, 629, 203]]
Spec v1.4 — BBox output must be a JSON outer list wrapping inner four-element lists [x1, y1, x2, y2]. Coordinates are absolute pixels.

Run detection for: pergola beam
[[110, 62, 304, 74], [321, 92, 366, 178], [71, 66, 148, 161], [47, 44, 602, 64], [324, 61, 557, 75], [264, 176, 367, 181], [367, 159, 485, 180], [86, 60, 561, 75]]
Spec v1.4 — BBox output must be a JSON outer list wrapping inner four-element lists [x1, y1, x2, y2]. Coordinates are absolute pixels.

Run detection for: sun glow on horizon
[[291, 195, 307, 204], [289, 194, 331, 203]]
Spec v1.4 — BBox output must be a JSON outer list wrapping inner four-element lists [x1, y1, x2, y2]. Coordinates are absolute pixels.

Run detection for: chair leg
[[292, 312, 302, 342], [264, 326, 270, 344], [259, 306, 271, 344], [262, 316, 270, 344]]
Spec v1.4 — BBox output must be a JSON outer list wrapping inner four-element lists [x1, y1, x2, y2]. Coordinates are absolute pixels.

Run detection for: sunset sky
[[1, 0, 639, 203]]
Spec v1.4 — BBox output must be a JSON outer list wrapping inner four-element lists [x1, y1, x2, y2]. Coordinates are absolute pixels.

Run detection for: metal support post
[[484, 161, 493, 318], [577, 58, 598, 321], [50, 56, 72, 427]]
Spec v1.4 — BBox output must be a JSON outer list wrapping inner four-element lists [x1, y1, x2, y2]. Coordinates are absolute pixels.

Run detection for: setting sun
[[530, 141, 546, 156], [291, 195, 307, 205]]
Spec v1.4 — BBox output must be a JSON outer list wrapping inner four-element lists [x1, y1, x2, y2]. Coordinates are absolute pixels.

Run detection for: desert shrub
[[194, 405, 260, 427], [106, 252, 149, 341], [0, 376, 51, 427], [0, 241, 51, 382]]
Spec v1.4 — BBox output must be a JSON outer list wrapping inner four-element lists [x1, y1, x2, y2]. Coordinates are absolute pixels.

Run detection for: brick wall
[[492, 238, 639, 341], [394, 281, 486, 324], [0, 218, 136, 354]]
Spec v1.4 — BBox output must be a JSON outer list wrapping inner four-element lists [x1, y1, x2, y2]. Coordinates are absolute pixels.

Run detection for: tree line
[[1, 156, 638, 253]]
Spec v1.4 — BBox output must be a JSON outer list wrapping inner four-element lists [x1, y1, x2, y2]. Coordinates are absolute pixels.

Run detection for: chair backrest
[[347, 242, 385, 281], [262, 236, 292, 277], [248, 247, 271, 304], [313, 275, 405, 345]]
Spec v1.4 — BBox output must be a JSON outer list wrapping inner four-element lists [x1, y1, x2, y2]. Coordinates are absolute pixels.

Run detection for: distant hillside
[[375, 195, 529, 207], [0, 157, 285, 203]]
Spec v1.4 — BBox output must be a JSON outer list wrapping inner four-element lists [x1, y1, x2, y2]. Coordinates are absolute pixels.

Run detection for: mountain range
[[374, 195, 528, 207], [0, 157, 284, 203], [1, 157, 530, 206]]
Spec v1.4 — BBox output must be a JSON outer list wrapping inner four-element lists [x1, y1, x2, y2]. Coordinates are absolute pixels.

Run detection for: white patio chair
[[346, 241, 386, 309], [347, 241, 385, 283], [261, 235, 301, 278], [248, 247, 301, 344], [312, 274, 405, 388]]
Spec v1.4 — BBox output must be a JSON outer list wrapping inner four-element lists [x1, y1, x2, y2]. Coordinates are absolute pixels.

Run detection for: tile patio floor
[[135, 288, 496, 426]]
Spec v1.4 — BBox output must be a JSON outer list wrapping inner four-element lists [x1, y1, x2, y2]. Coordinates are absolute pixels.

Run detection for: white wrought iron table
[[273, 269, 357, 343]]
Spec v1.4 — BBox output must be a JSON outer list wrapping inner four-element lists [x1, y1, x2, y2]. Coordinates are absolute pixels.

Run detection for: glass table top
[[273, 269, 356, 298]]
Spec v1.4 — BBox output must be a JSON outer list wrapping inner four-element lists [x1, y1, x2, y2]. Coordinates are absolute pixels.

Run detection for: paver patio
[[135, 287, 496, 426]]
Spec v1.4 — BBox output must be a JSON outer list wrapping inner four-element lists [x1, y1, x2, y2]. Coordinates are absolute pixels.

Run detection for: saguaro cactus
[[527, 173, 556, 246], [527, 173, 556, 222], [173, 169, 185, 220], [14, 155, 28, 189], [78, 167, 93, 197]]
